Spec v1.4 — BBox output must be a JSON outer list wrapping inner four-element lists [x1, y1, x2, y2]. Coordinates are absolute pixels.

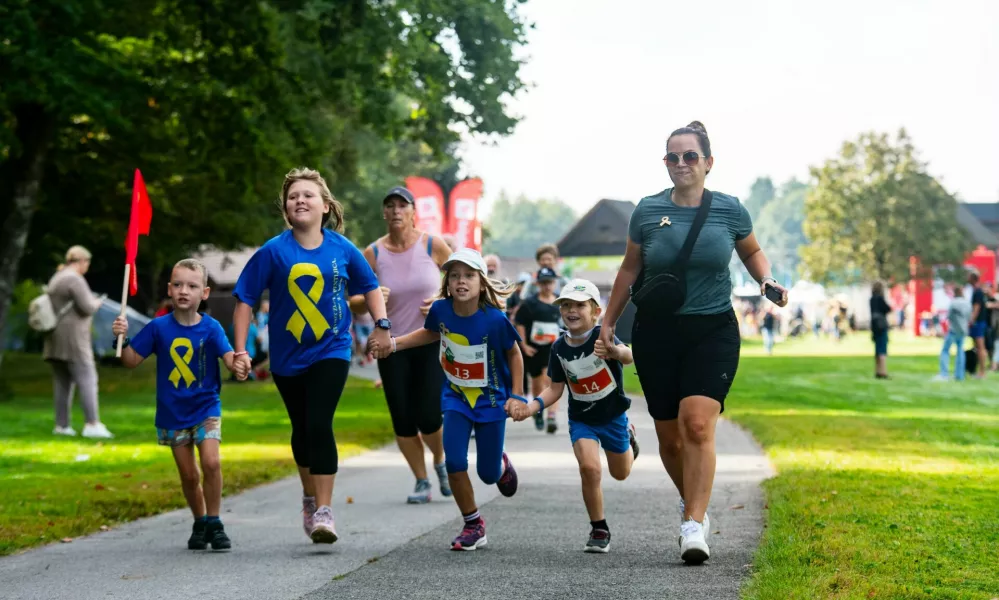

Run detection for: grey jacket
[[42, 269, 103, 364], [948, 297, 972, 338]]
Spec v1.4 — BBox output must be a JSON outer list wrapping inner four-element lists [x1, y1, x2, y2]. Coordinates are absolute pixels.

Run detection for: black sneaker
[[188, 520, 207, 550], [205, 520, 232, 551], [533, 410, 544, 431], [546, 416, 558, 434], [584, 528, 611, 553], [628, 422, 640, 460]]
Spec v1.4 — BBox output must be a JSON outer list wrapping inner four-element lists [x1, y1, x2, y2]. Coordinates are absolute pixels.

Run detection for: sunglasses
[[664, 151, 706, 167]]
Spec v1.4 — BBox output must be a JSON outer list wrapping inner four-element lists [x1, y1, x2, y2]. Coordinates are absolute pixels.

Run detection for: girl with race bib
[[369, 248, 524, 551], [509, 278, 639, 554], [514, 266, 562, 434]]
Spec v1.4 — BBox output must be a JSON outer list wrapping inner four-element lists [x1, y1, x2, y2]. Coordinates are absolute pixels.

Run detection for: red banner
[[125, 169, 153, 296], [405, 177, 446, 237], [447, 178, 483, 251]]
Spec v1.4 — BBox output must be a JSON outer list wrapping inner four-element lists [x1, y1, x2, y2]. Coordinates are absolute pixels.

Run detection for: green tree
[[483, 193, 577, 258], [754, 179, 808, 273], [800, 130, 969, 285], [0, 0, 530, 372], [742, 177, 776, 220]]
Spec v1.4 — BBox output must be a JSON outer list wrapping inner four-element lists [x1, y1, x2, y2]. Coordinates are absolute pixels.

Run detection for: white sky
[[459, 0, 999, 219]]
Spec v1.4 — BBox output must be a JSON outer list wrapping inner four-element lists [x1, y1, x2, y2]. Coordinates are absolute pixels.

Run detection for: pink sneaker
[[302, 496, 317, 538], [310, 506, 338, 544]]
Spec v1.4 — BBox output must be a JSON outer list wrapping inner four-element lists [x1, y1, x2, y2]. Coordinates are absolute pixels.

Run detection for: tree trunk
[[0, 103, 54, 375]]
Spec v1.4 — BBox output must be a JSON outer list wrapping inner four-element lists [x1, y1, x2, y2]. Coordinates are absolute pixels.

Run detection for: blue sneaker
[[407, 479, 432, 504], [496, 452, 518, 497], [435, 463, 452, 497], [451, 518, 487, 551]]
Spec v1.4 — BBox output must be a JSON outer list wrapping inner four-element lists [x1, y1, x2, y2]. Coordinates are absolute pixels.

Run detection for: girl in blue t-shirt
[[369, 248, 524, 551], [231, 168, 391, 545], [112, 258, 248, 551]]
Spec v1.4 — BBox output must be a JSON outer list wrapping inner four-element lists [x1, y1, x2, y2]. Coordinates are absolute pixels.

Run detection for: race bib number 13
[[440, 337, 489, 388]]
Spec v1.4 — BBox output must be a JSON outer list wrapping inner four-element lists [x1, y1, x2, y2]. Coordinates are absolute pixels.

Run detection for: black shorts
[[632, 309, 740, 421], [376, 344, 444, 437], [525, 345, 552, 378]]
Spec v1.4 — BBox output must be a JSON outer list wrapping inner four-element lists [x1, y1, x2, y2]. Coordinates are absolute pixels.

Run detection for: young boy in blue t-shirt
[[112, 259, 248, 550]]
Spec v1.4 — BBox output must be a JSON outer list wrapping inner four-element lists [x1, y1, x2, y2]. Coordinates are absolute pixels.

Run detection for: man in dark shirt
[[968, 272, 988, 378]]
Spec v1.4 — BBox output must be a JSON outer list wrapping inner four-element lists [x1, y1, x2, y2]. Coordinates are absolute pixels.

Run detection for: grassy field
[[625, 332, 999, 600], [0, 353, 393, 556]]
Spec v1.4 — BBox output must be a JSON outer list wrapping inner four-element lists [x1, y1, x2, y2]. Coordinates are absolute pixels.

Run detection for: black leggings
[[376, 344, 444, 437], [271, 358, 350, 475]]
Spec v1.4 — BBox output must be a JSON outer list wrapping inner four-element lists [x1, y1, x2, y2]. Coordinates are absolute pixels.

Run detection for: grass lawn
[[0, 353, 392, 556], [625, 332, 999, 600]]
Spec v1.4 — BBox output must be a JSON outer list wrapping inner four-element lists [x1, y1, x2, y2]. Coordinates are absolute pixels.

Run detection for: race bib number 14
[[562, 354, 616, 402]]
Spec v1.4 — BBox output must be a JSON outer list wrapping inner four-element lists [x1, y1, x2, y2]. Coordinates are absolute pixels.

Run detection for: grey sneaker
[[407, 479, 432, 504], [310, 506, 338, 544], [302, 496, 317, 538], [584, 528, 611, 553], [434, 463, 452, 497]]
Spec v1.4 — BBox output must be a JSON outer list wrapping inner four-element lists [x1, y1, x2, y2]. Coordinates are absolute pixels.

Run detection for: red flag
[[125, 169, 153, 296]]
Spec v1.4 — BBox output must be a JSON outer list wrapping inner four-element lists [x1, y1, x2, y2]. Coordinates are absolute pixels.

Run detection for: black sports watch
[[374, 318, 392, 331]]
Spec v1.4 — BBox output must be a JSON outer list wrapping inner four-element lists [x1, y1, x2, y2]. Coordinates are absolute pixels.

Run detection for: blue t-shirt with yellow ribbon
[[424, 299, 521, 423], [130, 313, 233, 430], [233, 229, 379, 376]]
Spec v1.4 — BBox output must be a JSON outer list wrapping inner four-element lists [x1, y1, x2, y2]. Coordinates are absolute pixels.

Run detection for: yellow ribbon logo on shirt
[[286, 263, 330, 344], [168, 338, 196, 388]]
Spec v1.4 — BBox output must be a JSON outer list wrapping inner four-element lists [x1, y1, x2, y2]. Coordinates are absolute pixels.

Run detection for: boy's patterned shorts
[[157, 417, 222, 447]]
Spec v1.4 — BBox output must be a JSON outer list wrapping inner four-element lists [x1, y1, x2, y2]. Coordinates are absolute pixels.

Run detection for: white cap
[[555, 278, 601, 307], [442, 248, 487, 275]]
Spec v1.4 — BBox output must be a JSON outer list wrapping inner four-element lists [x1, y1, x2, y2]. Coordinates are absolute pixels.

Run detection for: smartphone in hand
[[764, 283, 784, 304]]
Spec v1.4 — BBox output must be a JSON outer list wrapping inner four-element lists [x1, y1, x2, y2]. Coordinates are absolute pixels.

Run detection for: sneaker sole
[[584, 543, 610, 554], [450, 536, 487, 551], [680, 542, 710, 564], [210, 541, 232, 551], [311, 527, 339, 544]]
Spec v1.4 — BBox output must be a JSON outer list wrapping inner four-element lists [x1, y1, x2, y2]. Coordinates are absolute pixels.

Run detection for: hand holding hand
[[506, 398, 531, 421], [233, 355, 251, 381], [368, 329, 392, 359], [597, 323, 616, 350], [594, 338, 617, 360]]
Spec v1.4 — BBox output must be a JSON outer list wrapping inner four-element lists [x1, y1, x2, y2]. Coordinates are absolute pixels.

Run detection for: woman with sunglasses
[[599, 121, 788, 564]]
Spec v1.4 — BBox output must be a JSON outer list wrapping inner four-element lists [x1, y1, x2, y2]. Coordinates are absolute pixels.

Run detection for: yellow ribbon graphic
[[168, 338, 197, 388], [286, 263, 330, 343]]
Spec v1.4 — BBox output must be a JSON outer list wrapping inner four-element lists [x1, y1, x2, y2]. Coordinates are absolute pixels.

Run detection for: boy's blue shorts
[[569, 412, 630, 454], [157, 417, 222, 447]]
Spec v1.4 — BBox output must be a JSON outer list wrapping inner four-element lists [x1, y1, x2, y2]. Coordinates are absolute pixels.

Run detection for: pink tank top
[[374, 234, 442, 336]]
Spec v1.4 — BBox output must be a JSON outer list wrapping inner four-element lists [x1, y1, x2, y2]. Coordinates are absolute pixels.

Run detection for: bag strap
[[672, 189, 713, 272]]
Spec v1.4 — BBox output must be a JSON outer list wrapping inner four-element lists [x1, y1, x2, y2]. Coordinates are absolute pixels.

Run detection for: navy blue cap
[[383, 186, 415, 204], [537, 267, 558, 281]]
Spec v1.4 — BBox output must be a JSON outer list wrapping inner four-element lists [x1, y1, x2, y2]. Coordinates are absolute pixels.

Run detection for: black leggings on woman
[[271, 358, 350, 475], [376, 344, 443, 437]]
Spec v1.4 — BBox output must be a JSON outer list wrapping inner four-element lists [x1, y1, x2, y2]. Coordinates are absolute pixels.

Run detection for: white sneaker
[[930, 374, 949, 382], [53, 426, 77, 436], [81, 423, 114, 439], [310, 506, 338, 544], [679, 518, 710, 564]]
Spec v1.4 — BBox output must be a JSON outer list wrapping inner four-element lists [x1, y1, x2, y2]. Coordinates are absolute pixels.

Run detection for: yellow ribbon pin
[[286, 263, 331, 343], [168, 338, 197, 388]]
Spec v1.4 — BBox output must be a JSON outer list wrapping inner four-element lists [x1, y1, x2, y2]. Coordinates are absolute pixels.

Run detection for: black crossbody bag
[[630, 189, 713, 314]]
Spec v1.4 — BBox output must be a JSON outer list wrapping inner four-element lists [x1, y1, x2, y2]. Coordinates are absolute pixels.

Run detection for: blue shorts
[[569, 412, 630, 454], [970, 321, 988, 339], [157, 417, 222, 447]]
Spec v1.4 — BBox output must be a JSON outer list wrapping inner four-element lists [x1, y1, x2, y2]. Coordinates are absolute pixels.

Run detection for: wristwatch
[[374, 318, 392, 331]]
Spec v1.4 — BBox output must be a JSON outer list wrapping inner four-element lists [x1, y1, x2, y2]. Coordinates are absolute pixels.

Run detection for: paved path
[[2, 364, 773, 600]]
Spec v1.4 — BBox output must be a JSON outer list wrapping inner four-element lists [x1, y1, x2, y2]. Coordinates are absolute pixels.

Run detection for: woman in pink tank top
[[351, 186, 453, 504]]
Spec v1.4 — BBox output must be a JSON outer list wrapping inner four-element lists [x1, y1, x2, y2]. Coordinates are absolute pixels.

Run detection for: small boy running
[[112, 259, 247, 551], [508, 278, 639, 553]]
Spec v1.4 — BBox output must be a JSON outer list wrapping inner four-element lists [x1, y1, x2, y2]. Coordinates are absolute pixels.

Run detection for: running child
[[508, 278, 639, 553], [111, 258, 248, 551], [368, 248, 524, 551]]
